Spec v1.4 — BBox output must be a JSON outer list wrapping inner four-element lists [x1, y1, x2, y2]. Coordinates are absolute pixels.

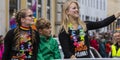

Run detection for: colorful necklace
[[19, 26, 33, 59], [68, 23, 85, 47]]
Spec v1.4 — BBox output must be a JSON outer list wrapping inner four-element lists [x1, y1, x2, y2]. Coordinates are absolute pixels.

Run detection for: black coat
[[2, 29, 40, 60]]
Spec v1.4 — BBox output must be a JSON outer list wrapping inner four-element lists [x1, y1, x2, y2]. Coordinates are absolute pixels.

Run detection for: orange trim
[[31, 24, 37, 30]]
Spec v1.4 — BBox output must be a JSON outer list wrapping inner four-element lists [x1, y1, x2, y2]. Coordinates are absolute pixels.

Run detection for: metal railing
[[89, 46, 102, 58]]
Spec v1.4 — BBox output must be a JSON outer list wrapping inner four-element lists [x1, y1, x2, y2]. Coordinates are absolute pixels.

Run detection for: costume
[[59, 15, 116, 58], [37, 35, 61, 60], [2, 26, 40, 60]]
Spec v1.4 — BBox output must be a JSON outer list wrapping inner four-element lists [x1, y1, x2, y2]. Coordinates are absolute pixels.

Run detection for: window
[[82, 15, 84, 21], [47, 0, 51, 20], [10, 0, 18, 15], [96, 0, 98, 9], [9, 0, 19, 29], [28, 0, 32, 2], [86, 16, 89, 21], [27, 0, 32, 8], [103, 0, 106, 10], [38, 0, 42, 18], [100, 0, 102, 10], [82, 0, 84, 5]]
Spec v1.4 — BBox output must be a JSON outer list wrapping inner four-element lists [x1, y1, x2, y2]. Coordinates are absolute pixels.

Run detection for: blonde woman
[[2, 8, 40, 60], [58, 0, 120, 59]]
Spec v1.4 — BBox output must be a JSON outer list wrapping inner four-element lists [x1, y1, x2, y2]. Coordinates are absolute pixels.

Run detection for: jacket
[[37, 35, 61, 60], [2, 28, 40, 60]]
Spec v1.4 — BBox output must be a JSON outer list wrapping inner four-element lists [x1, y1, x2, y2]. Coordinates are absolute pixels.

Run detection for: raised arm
[[86, 11, 120, 30]]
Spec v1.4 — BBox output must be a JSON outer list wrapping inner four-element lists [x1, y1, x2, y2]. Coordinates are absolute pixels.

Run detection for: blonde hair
[[60, 0, 87, 33]]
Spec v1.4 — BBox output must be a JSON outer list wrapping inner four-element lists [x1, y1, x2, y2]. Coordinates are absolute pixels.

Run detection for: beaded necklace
[[18, 26, 33, 59], [68, 23, 85, 48]]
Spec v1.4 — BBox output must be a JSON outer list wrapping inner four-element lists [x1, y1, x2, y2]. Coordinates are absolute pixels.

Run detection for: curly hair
[[36, 18, 51, 30]]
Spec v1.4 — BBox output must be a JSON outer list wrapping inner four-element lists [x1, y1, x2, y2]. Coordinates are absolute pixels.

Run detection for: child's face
[[39, 27, 51, 37]]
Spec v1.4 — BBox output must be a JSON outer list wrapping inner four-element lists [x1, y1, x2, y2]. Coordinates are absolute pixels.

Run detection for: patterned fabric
[[68, 23, 88, 57], [37, 35, 61, 60], [12, 26, 33, 59]]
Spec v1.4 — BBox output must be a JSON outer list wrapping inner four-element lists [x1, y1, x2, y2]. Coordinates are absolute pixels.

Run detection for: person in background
[[90, 35, 99, 51], [36, 18, 61, 60], [2, 8, 40, 60], [98, 34, 107, 58], [0, 35, 4, 60], [110, 32, 120, 58], [58, 0, 120, 59], [105, 40, 112, 57]]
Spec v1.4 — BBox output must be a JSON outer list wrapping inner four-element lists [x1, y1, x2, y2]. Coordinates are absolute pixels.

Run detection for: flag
[[10, 17, 16, 29], [31, 0, 37, 18], [31, 0, 37, 30]]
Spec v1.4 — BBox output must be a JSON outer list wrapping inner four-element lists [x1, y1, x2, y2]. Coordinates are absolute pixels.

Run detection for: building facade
[[78, 0, 107, 32], [0, 0, 57, 36], [0, 0, 9, 36], [55, 0, 68, 35], [107, 0, 120, 32], [1, 0, 118, 36]]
